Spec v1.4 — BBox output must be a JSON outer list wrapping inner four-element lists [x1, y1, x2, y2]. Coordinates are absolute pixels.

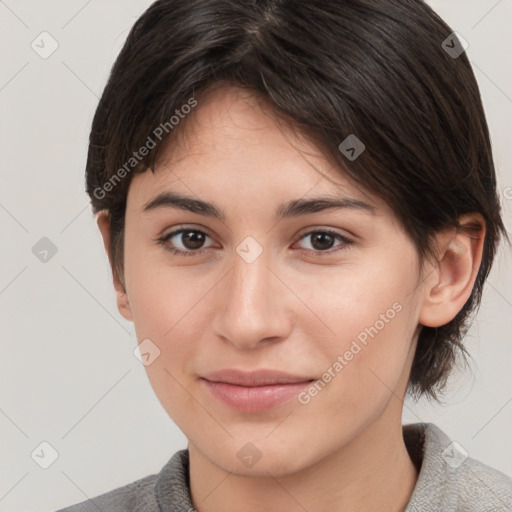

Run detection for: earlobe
[[419, 214, 485, 328], [96, 211, 133, 322]]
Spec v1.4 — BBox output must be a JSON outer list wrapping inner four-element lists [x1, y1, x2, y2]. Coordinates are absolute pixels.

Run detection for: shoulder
[[55, 473, 159, 512], [56, 448, 191, 512], [56, 449, 193, 512], [405, 422, 512, 512], [456, 454, 512, 510]]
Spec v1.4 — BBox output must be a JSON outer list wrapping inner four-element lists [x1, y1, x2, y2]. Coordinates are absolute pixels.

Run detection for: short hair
[[85, 0, 508, 400]]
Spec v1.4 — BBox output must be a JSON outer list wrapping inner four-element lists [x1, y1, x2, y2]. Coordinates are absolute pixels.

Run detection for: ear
[[96, 211, 133, 322], [418, 213, 486, 327]]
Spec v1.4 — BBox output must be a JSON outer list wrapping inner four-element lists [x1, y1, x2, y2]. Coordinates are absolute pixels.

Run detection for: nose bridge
[[232, 243, 270, 309], [213, 238, 291, 349]]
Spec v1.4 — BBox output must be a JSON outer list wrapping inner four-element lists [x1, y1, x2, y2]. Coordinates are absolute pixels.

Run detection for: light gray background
[[0, 1, 511, 511]]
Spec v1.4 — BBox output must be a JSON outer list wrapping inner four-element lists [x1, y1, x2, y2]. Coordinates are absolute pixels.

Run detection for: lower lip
[[201, 379, 313, 413]]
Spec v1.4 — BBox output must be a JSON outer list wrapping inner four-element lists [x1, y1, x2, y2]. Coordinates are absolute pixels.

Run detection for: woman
[[58, 0, 512, 510]]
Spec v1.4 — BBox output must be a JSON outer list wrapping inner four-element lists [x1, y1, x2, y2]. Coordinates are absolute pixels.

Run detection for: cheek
[[294, 253, 414, 346], [124, 252, 207, 422], [122, 246, 201, 410], [124, 238, 186, 337], [123, 240, 216, 369], [294, 253, 419, 408]]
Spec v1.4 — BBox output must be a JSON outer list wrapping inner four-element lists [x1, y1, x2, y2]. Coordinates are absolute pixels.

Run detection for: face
[[114, 85, 427, 476]]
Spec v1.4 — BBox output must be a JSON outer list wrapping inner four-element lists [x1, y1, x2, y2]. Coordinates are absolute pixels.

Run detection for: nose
[[211, 244, 294, 350]]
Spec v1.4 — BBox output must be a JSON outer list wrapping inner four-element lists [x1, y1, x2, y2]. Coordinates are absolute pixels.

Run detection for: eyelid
[[295, 225, 353, 240], [160, 223, 215, 238]]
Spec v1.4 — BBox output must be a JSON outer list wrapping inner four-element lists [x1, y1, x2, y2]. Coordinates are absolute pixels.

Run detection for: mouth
[[199, 369, 315, 412], [200, 368, 315, 386]]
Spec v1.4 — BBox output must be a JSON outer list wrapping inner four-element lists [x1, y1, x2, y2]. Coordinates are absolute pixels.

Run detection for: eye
[[295, 229, 353, 256], [157, 228, 214, 256], [156, 227, 354, 257]]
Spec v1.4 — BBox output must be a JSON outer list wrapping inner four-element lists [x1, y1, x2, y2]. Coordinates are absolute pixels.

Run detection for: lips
[[200, 369, 315, 412], [200, 368, 314, 386]]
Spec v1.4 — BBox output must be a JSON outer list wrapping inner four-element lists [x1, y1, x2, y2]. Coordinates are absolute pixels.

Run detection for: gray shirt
[[56, 422, 512, 511]]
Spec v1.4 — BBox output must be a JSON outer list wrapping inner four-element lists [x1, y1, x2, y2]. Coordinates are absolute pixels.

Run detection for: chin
[[199, 434, 315, 478]]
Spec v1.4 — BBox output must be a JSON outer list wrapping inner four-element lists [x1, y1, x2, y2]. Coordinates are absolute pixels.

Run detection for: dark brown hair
[[86, 0, 508, 400]]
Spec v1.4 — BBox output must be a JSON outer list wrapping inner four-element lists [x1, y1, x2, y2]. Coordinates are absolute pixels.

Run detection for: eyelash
[[156, 227, 354, 258]]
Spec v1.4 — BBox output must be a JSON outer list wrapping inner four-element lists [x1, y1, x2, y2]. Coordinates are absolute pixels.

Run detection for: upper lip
[[201, 369, 315, 387]]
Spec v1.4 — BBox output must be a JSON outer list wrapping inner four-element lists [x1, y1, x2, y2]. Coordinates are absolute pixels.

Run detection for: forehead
[[127, 84, 381, 213]]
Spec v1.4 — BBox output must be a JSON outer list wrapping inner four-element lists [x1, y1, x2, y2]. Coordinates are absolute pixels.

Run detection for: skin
[[97, 84, 485, 512]]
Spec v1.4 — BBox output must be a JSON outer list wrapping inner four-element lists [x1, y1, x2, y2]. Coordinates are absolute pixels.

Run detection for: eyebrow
[[142, 191, 376, 221]]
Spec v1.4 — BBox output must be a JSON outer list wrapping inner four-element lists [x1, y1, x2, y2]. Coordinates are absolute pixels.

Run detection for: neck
[[188, 413, 419, 512]]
